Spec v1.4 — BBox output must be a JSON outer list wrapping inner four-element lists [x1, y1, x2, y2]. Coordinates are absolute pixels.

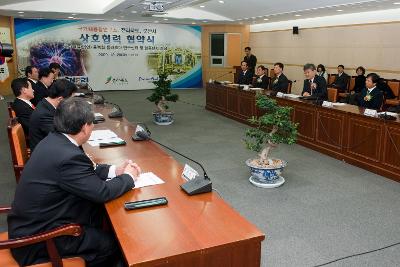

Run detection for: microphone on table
[[211, 71, 233, 84], [85, 84, 105, 104], [134, 129, 212, 196], [105, 101, 123, 118], [132, 123, 151, 140]]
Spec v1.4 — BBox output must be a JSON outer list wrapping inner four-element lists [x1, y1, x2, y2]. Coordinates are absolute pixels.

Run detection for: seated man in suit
[[31, 68, 54, 106], [270, 62, 289, 93], [25, 66, 39, 89], [301, 63, 328, 100], [11, 78, 35, 135], [29, 79, 78, 151], [329, 65, 350, 92], [243, 47, 257, 73], [49, 62, 61, 80], [358, 73, 384, 110], [236, 61, 253, 85], [253, 65, 269, 89], [8, 97, 141, 267]]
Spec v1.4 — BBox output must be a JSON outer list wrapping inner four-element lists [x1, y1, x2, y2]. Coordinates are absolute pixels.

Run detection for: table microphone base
[[181, 177, 212, 195]]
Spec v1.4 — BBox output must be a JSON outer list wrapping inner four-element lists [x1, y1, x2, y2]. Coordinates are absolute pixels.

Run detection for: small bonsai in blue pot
[[244, 94, 298, 188], [147, 70, 179, 125]]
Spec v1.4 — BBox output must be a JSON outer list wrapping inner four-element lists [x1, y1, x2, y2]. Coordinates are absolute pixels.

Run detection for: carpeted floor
[[1, 89, 400, 267]]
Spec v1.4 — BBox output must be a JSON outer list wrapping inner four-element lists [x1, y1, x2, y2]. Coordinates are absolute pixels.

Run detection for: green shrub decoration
[[244, 94, 298, 163], [147, 70, 179, 113]]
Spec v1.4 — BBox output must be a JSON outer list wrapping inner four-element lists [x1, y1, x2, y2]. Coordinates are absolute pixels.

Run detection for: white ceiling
[[0, 0, 399, 25]]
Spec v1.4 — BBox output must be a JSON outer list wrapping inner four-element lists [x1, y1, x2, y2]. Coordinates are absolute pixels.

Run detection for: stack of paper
[[285, 94, 301, 98], [134, 172, 165, 188], [88, 129, 124, 146]]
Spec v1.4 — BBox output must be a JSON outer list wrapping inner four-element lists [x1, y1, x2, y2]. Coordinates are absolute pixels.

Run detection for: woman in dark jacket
[[353, 66, 366, 93]]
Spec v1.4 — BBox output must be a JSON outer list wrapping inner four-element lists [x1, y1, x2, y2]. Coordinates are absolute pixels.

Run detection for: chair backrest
[[386, 79, 400, 98], [264, 68, 269, 78], [7, 102, 16, 119], [327, 88, 338, 103], [348, 76, 356, 91], [269, 69, 275, 79], [328, 74, 337, 85], [286, 80, 293, 94], [7, 118, 29, 183]]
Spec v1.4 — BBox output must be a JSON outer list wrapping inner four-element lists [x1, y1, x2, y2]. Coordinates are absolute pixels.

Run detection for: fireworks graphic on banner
[[30, 42, 86, 76]]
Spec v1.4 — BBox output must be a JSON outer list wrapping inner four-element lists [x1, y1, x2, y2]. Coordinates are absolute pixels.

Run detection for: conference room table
[[83, 104, 265, 267], [205, 82, 400, 183]]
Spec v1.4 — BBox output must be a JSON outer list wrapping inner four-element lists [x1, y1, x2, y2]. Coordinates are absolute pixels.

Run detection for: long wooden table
[[83, 104, 265, 267], [206, 83, 400, 183]]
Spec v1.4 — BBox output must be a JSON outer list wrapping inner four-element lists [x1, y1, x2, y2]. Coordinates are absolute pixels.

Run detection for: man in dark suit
[[302, 63, 328, 100], [329, 65, 350, 92], [11, 78, 35, 135], [236, 61, 253, 85], [270, 62, 289, 93], [25, 66, 39, 89], [31, 68, 54, 106], [29, 79, 77, 151], [49, 62, 62, 80], [253, 65, 269, 89], [8, 98, 142, 267], [243, 47, 257, 73], [358, 73, 384, 110]]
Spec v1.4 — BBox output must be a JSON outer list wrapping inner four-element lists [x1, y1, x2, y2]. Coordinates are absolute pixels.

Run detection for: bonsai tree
[[244, 94, 298, 167], [147, 70, 178, 113]]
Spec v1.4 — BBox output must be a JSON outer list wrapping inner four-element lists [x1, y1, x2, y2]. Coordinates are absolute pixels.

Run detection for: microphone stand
[[212, 71, 233, 84], [136, 132, 212, 195], [150, 138, 210, 180]]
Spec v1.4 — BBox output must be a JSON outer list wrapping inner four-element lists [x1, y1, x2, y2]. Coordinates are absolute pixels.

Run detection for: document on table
[[87, 129, 124, 146], [134, 172, 165, 189], [284, 94, 301, 98]]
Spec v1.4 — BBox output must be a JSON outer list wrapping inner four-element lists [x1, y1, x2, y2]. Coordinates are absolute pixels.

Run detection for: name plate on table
[[364, 109, 378, 117], [276, 92, 284, 98], [181, 164, 199, 181], [322, 101, 334, 108]]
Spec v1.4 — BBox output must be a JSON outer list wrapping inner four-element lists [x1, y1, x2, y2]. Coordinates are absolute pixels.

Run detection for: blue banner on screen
[[15, 19, 202, 91]]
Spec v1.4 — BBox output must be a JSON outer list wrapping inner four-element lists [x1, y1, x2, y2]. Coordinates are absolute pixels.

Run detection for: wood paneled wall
[[0, 16, 17, 96], [250, 22, 400, 94], [201, 24, 249, 87]]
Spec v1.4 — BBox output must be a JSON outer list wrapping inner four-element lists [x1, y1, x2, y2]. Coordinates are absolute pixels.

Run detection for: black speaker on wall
[[293, 26, 299, 35]]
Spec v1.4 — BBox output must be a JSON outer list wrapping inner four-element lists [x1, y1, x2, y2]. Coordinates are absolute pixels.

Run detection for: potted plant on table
[[244, 94, 298, 188], [147, 70, 179, 125]]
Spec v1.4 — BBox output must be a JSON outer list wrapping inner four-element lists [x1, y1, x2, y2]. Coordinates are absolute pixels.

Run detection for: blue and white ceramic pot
[[153, 112, 174, 125], [246, 158, 286, 188]]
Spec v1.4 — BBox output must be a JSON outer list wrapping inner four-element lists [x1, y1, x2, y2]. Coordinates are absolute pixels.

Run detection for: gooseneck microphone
[[211, 71, 233, 84], [135, 131, 212, 195]]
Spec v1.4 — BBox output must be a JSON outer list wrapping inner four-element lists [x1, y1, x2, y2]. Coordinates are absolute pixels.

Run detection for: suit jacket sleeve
[[39, 112, 55, 137], [302, 80, 309, 95], [13, 101, 32, 134], [279, 76, 289, 93], [59, 153, 135, 203], [316, 77, 328, 99], [95, 164, 112, 180], [372, 90, 383, 110], [262, 76, 269, 89]]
